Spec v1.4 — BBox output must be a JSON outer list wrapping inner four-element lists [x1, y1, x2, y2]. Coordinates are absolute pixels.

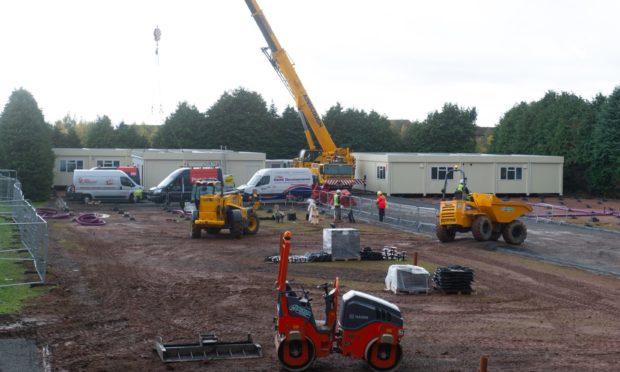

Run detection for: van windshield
[[246, 173, 263, 187], [156, 168, 186, 188]]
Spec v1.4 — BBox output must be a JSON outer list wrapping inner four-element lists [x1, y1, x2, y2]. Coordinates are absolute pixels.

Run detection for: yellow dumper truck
[[436, 167, 532, 245]]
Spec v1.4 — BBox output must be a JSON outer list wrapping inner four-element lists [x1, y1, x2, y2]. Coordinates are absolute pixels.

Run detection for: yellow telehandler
[[436, 167, 532, 245], [189, 169, 260, 239]]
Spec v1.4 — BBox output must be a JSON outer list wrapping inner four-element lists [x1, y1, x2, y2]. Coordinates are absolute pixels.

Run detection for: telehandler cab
[[276, 231, 404, 371], [436, 166, 532, 245]]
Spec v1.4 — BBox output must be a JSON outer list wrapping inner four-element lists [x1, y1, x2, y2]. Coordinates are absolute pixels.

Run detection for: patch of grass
[[0, 217, 48, 315], [0, 260, 47, 315]]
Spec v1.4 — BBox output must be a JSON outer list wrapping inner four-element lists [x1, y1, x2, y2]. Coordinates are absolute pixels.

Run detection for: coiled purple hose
[[75, 213, 106, 226], [36, 208, 71, 219]]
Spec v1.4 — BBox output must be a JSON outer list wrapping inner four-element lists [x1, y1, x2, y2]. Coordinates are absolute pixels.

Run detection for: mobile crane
[[245, 0, 357, 189]]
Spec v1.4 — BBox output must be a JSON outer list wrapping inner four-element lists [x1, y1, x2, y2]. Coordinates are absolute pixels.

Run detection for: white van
[[69, 169, 143, 203], [237, 168, 313, 201]]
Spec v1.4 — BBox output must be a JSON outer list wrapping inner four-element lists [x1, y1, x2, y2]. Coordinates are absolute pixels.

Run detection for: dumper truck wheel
[[472, 215, 493, 241], [365, 339, 402, 372], [502, 220, 527, 245], [436, 225, 456, 242], [277, 337, 315, 372], [190, 222, 201, 239], [244, 213, 260, 235]]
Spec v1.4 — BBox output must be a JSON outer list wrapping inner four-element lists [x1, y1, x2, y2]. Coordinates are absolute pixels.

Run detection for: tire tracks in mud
[[431, 242, 620, 315], [14, 202, 620, 371]]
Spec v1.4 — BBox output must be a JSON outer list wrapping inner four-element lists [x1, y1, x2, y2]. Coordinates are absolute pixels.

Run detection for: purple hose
[[75, 213, 106, 226], [36, 208, 71, 219]]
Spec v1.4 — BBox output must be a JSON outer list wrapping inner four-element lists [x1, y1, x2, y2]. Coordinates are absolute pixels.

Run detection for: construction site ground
[[2, 198, 620, 371]]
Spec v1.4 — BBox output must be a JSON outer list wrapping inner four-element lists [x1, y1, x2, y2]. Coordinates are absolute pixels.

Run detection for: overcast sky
[[1, 0, 619, 128]]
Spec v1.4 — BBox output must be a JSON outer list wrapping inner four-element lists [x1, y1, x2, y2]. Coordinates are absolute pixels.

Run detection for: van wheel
[[83, 195, 92, 204], [129, 194, 136, 203]]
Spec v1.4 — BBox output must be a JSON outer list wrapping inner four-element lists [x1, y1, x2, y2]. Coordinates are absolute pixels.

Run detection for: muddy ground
[[2, 200, 620, 371]]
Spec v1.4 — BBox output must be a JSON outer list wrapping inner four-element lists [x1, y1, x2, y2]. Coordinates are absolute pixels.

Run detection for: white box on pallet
[[385, 265, 431, 294], [323, 228, 360, 260]]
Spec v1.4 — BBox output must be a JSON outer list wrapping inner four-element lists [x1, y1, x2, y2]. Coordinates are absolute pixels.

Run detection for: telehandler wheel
[[244, 213, 260, 235], [365, 340, 403, 372], [502, 220, 527, 245], [190, 222, 201, 239], [277, 337, 315, 372], [230, 220, 243, 239], [472, 215, 493, 241], [436, 225, 456, 242], [206, 228, 221, 235]]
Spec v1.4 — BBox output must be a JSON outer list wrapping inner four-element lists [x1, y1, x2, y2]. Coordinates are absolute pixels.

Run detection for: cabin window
[[431, 166, 454, 180], [60, 160, 84, 173], [500, 167, 522, 180], [377, 166, 386, 180], [96, 160, 120, 168]]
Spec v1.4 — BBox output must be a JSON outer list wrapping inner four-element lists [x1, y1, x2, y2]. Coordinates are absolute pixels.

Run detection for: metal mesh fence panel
[[0, 172, 47, 287], [0, 171, 19, 201], [315, 191, 437, 236]]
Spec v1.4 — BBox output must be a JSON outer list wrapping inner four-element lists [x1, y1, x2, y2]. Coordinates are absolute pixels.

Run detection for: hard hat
[[336, 189, 341, 194], [459, 179, 464, 183], [377, 190, 382, 195]]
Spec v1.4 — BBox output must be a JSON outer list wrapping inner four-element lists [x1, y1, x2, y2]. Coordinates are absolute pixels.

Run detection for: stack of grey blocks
[[323, 228, 360, 260]]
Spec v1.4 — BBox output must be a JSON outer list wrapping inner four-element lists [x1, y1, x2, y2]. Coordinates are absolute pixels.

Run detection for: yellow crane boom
[[245, 0, 356, 188]]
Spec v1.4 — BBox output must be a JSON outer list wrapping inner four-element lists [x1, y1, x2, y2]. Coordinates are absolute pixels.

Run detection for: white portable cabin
[[353, 153, 564, 196], [53, 148, 266, 190], [53, 148, 133, 188], [131, 149, 265, 189], [265, 159, 294, 168]]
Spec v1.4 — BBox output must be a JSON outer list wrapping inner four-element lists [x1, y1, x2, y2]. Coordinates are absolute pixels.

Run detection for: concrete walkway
[[0, 338, 43, 372]]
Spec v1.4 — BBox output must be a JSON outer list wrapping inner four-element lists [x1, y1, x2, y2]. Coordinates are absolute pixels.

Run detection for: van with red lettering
[[68, 169, 143, 203], [236, 168, 313, 201]]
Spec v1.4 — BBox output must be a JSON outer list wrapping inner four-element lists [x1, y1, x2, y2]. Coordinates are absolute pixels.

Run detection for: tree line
[[49, 87, 479, 157], [0, 86, 618, 200], [490, 89, 620, 196]]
